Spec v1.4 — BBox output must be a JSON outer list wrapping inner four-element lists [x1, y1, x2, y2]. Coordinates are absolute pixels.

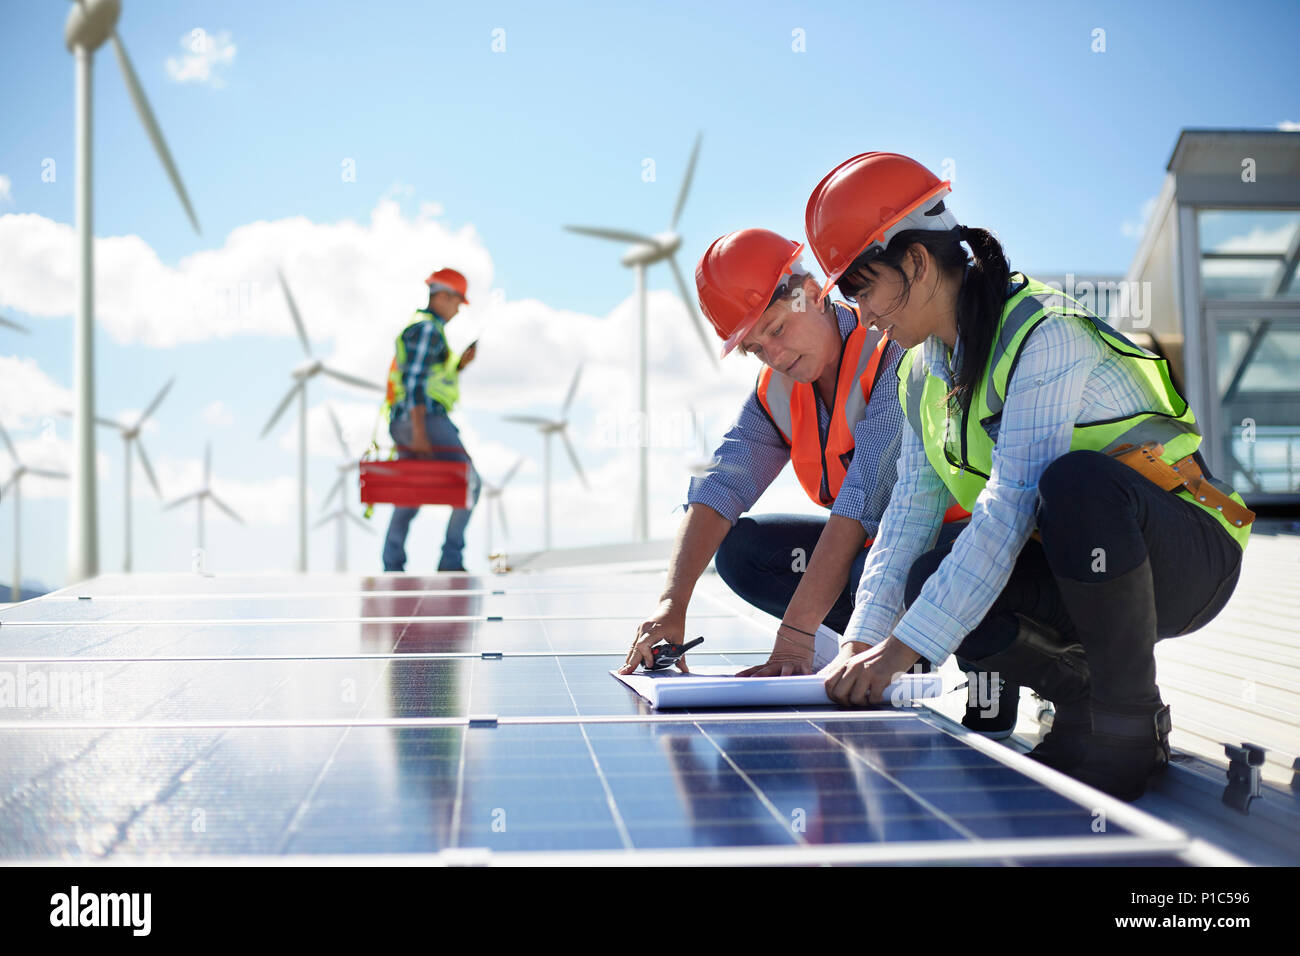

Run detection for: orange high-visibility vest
[[755, 309, 969, 540]]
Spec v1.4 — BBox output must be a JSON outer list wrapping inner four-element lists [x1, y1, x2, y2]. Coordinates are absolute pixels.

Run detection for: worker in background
[[806, 152, 1252, 800], [619, 229, 969, 680], [382, 268, 481, 573]]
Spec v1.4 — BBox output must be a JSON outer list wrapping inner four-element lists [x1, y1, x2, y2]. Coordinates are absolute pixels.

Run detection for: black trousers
[[904, 450, 1243, 678]]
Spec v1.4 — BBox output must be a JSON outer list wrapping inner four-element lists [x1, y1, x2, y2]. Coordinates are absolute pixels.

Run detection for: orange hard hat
[[804, 152, 957, 302], [695, 229, 805, 358], [425, 268, 470, 304]]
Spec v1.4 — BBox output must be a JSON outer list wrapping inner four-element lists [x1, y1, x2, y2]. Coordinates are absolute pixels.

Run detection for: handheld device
[[645, 636, 704, 672]]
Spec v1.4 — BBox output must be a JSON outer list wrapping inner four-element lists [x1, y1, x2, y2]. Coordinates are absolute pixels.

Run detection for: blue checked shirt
[[843, 314, 1164, 664], [687, 302, 906, 537], [391, 310, 450, 421]]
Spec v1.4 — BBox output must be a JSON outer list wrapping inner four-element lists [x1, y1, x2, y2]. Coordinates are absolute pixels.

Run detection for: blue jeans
[[382, 408, 482, 572], [712, 513, 967, 636]]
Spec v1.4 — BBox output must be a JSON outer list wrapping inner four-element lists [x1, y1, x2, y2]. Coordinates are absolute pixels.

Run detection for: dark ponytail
[[951, 225, 1016, 411], [839, 210, 1017, 413]]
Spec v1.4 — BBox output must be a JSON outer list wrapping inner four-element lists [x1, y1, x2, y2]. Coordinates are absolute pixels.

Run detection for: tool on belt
[[1106, 441, 1255, 529]]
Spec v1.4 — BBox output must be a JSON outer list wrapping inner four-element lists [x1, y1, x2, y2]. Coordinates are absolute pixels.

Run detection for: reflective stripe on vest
[[897, 274, 1251, 550], [757, 311, 887, 507], [387, 311, 461, 417]]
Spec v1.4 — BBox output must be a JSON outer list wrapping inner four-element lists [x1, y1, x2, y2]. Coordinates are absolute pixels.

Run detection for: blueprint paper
[[612, 666, 942, 710]]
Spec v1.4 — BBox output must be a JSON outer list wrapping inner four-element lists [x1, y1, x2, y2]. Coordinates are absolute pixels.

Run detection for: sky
[[2, 0, 1299, 589]]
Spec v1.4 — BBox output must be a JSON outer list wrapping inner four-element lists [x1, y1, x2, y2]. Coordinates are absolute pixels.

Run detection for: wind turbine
[[1, 314, 30, 334], [316, 405, 372, 572], [63, 0, 202, 584], [96, 377, 171, 572], [503, 365, 588, 550], [1, 424, 69, 601], [481, 457, 525, 559], [686, 405, 716, 477], [564, 132, 715, 542], [260, 269, 382, 572], [162, 443, 243, 552]]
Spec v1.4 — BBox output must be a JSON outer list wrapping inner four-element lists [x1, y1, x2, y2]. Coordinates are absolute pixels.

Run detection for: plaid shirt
[[843, 315, 1162, 664], [391, 311, 451, 420], [686, 302, 906, 537]]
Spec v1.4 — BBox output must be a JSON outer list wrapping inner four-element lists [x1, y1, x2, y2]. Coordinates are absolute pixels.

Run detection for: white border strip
[[0, 709, 923, 732], [0, 835, 1200, 867]]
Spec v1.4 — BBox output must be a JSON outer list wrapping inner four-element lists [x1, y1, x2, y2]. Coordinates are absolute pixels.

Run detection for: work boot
[[963, 614, 1091, 757], [1069, 698, 1172, 801], [1051, 559, 1168, 800], [960, 674, 1020, 739]]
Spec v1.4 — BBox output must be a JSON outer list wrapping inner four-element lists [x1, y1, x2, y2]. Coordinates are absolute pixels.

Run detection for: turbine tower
[[260, 270, 382, 572], [1, 424, 69, 601], [481, 457, 524, 559], [503, 365, 588, 550], [63, 0, 202, 583], [96, 377, 172, 572], [564, 132, 715, 542], [316, 405, 372, 572], [162, 443, 243, 552]]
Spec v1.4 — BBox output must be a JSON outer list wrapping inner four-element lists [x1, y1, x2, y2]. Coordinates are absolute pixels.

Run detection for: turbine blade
[[321, 472, 345, 512], [261, 382, 302, 438], [347, 511, 375, 534], [137, 377, 175, 427], [670, 131, 702, 230], [0, 422, 16, 465], [668, 254, 719, 368], [0, 477, 11, 498], [277, 268, 313, 357], [564, 225, 657, 246], [209, 494, 245, 524], [502, 415, 553, 427], [321, 366, 383, 392], [135, 439, 163, 497], [0, 315, 30, 334], [313, 512, 335, 530], [164, 491, 201, 511], [326, 404, 348, 456], [109, 33, 201, 234], [499, 456, 525, 488], [27, 468, 69, 480], [559, 428, 589, 489], [95, 416, 123, 430], [562, 363, 584, 416]]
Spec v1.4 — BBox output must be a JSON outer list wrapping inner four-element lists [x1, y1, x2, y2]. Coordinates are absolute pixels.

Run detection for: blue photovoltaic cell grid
[[0, 572, 1191, 863]]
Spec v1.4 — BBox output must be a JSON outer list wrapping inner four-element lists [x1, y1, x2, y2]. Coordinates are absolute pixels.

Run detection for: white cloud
[[1121, 195, 1158, 240], [2, 434, 109, 500], [1277, 121, 1300, 132], [152, 452, 297, 527], [0, 174, 11, 204], [1210, 222, 1298, 254], [165, 29, 236, 87], [202, 400, 235, 427], [0, 356, 72, 430]]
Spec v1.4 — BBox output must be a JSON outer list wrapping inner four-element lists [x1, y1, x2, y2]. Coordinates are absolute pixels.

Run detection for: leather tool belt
[[1106, 441, 1256, 529]]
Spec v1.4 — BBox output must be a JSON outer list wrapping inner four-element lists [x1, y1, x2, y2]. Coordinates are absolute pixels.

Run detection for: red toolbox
[[359, 448, 473, 509]]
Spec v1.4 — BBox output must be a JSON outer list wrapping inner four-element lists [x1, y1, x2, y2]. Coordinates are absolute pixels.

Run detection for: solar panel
[[0, 571, 1231, 865]]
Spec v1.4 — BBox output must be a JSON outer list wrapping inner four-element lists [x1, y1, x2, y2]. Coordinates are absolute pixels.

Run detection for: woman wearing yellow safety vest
[[619, 228, 968, 681], [807, 153, 1252, 800]]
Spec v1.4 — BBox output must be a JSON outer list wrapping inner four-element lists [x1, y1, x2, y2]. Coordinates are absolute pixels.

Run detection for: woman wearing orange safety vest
[[619, 228, 968, 681], [807, 153, 1252, 800]]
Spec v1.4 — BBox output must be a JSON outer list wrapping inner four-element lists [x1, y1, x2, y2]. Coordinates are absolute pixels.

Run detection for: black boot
[[963, 614, 1090, 756], [1052, 559, 1168, 801], [1070, 699, 1172, 800]]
